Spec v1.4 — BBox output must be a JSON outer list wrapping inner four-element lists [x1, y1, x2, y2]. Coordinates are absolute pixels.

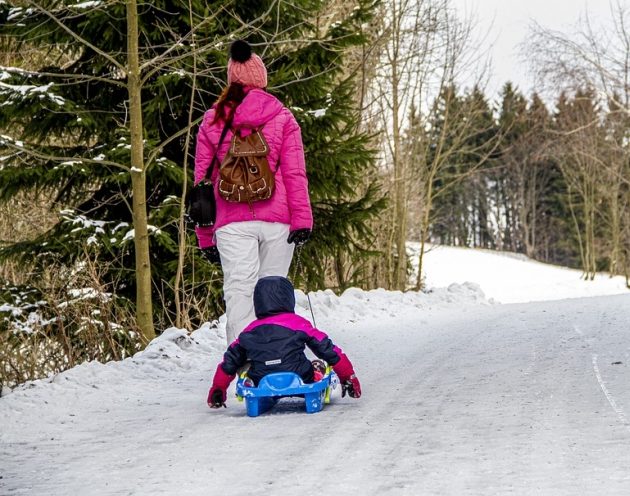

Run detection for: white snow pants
[[215, 221, 295, 344]]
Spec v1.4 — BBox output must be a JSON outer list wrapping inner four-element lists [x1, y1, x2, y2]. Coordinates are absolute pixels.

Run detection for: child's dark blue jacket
[[219, 276, 343, 384]]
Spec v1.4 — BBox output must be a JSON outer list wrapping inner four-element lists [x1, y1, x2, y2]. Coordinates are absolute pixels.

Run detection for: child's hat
[[227, 40, 267, 89]]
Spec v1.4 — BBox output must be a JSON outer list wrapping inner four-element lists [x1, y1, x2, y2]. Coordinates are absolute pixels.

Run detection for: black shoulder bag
[[185, 122, 231, 227]]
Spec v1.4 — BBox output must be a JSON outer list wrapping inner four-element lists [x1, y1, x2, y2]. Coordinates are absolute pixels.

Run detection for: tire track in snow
[[573, 322, 630, 436], [591, 354, 630, 435]]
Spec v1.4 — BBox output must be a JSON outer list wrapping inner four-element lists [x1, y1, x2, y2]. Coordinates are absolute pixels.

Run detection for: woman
[[194, 40, 312, 344]]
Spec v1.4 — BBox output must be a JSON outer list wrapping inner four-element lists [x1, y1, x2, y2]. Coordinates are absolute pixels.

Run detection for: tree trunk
[[334, 247, 347, 291], [608, 185, 621, 276], [415, 224, 429, 291], [415, 191, 434, 290], [127, 0, 155, 342], [174, 3, 199, 329], [390, 43, 402, 289]]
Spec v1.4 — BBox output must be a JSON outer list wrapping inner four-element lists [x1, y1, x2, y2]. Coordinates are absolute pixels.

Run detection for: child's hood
[[254, 276, 295, 318]]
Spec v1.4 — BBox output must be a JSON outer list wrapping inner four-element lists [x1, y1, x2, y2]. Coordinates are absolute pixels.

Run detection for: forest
[[1, 0, 629, 387]]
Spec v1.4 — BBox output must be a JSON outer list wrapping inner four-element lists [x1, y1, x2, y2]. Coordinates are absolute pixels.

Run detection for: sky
[[452, 0, 615, 100]]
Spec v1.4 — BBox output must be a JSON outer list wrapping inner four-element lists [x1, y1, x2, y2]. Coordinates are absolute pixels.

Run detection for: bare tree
[[553, 90, 604, 280], [362, 0, 498, 290], [368, 0, 451, 289], [528, 2, 630, 278], [412, 83, 502, 290]]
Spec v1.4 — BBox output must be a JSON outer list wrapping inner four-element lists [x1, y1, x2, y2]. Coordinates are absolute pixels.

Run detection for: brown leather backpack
[[218, 127, 275, 203]]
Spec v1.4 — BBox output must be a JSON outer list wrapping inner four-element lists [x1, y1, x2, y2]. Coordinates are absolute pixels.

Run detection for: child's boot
[[311, 359, 327, 382]]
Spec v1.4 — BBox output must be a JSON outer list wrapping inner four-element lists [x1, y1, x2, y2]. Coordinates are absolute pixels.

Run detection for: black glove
[[341, 375, 361, 399], [209, 388, 227, 408], [287, 228, 311, 246], [201, 246, 221, 265]]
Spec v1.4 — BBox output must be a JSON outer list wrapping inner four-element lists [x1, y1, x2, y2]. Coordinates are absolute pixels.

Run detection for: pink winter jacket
[[194, 88, 313, 248]]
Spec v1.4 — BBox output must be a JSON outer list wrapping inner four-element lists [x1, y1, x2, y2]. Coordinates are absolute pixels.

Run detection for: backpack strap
[[203, 120, 231, 181]]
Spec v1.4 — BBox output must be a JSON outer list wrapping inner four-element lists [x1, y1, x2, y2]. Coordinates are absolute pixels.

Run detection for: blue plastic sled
[[235, 371, 337, 417]]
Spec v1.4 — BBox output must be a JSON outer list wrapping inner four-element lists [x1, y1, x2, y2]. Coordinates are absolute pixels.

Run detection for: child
[[208, 276, 361, 408]]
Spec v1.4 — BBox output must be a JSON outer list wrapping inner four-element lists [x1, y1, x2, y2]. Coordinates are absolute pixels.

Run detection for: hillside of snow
[[2, 247, 630, 495], [412, 243, 629, 303]]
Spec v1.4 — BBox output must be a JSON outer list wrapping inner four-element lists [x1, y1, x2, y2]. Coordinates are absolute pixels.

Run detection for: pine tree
[[403, 83, 500, 288], [492, 85, 572, 261], [0, 1, 383, 334], [428, 85, 497, 248], [520, 92, 572, 264], [461, 86, 497, 248], [425, 84, 463, 246], [493, 82, 529, 251]]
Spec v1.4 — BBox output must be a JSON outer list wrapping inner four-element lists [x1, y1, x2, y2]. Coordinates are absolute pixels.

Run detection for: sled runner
[[235, 368, 338, 417]]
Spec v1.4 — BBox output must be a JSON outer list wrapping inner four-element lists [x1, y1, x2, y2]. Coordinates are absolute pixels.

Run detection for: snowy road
[[2, 292, 630, 495]]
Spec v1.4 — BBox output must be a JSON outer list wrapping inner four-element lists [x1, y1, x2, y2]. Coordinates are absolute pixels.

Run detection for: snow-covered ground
[[414, 243, 629, 303], [2, 247, 630, 495]]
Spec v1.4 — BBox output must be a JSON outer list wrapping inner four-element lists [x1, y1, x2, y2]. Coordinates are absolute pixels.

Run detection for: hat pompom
[[230, 40, 252, 63]]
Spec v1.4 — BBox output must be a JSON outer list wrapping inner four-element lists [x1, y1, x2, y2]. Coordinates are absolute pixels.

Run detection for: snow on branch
[[26, 0, 125, 72], [72, 0, 103, 9], [0, 81, 65, 106], [121, 226, 163, 243], [0, 134, 127, 171]]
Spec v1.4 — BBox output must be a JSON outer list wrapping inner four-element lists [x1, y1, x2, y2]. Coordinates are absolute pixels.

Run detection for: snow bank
[[297, 282, 487, 324], [0, 282, 486, 400]]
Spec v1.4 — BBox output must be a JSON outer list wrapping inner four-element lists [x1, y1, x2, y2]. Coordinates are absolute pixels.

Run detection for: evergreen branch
[[140, 11, 353, 86], [139, 1, 280, 83], [138, 6, 228, 73], [0, 139, 127, 172], [140, 38, 224, 86], [145, 115, 204, 167], [140, 44, 227, 86], [27, 71, 127, 89], [270, 62, 340, 89], [27, 0, 126, 73]]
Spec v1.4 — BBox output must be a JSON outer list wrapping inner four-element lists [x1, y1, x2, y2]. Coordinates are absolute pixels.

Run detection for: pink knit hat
[[227, 40, 267, 89]]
